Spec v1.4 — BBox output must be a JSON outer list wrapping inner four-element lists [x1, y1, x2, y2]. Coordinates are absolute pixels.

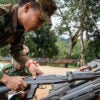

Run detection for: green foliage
[[54, 38, 68, 59], [55, 38, 81, 59], [0, 0, 19, 4], [71, 41, 81, 59], [25, 25, 58, 58], [0, 0, 99, 65], [55, 0, 100, 36], [54, 0, 100, 63], [85, 31, 100, 62]]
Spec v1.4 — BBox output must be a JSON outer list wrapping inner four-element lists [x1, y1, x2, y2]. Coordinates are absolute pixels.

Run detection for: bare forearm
[[0, 73, 9, 84]]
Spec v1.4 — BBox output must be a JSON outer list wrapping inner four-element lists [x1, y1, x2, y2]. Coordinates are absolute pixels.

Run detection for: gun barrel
[[72, 92, 95, 100], [61, 83, 100, 100], [67, 72, 100, 81], [60, 85, 93, 100]]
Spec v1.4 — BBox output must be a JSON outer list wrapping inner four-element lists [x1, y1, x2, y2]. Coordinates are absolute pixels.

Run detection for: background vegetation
[[0, 0, 100, 68]]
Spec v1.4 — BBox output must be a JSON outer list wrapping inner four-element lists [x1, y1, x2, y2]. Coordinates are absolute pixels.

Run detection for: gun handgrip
[[26, 84, 38, 99]]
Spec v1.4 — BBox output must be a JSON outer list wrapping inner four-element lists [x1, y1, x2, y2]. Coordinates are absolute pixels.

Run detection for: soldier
[[0, 0, 57, 99], [1, 45, 30, 100]]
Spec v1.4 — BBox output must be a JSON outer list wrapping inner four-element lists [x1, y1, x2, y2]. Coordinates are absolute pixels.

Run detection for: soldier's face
[[18, 3, 44, 32]]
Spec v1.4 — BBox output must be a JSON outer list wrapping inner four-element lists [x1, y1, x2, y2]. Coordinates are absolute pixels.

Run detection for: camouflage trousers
[[0, 64, 30, 100]]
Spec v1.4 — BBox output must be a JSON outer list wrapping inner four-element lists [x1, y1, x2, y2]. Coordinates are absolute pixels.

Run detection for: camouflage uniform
[[0, 4, 30, 100], [0, 4, 31, 67], [1, 64, 30, 100], [2, 64, 30, 76]]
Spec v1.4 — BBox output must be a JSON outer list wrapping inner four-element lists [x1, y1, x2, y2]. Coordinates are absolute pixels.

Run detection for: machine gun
[[1, 71, 100, 99]]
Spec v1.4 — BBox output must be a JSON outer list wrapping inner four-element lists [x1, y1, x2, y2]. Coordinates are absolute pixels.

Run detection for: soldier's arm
[[10, 33, 31, 67], [0, 71, 27, 91], [10, 33, 42, 77]]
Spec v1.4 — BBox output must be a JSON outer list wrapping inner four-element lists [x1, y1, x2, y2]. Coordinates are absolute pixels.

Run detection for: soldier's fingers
[[21, 80, 28, 89], [37, 63, 39, 66], [36, 67, 43, 75], [34, 61, 37, 63], [18, 91, 26, 98], [31, 70, 36, 79], [16, 85, 23, 91]]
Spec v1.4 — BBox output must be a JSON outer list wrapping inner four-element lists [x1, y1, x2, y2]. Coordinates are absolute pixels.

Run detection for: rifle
[[59, 67, 100, 100], [1, 72, 100, 99], [43, 78, 100, 100], [60, 82, 100, 100], [42, 65, 100, 100]]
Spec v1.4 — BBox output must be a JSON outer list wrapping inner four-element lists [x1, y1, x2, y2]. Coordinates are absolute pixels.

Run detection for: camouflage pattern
[[0, 4, 30, 67], [37, 0, 57, 16], [1, 64, 30, 100], [2, 64, 30, 76], [36, 0, 57, 25]]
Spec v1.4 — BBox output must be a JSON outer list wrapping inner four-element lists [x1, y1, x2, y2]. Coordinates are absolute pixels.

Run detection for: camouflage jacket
[[0, 4, 30, 66], [2, 64, 30, 76]]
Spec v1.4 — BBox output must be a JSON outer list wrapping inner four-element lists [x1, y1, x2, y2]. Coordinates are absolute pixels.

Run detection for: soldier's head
[[18, 0, 57, 32]]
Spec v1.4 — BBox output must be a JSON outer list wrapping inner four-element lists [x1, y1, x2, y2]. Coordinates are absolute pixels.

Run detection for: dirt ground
[[34, 65, 77, 100]]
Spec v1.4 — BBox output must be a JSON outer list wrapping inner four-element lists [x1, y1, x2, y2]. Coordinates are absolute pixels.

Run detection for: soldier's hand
[[26, 60, 43, 79], [28, 64, 43, 79], [0, 74, 27, 91]]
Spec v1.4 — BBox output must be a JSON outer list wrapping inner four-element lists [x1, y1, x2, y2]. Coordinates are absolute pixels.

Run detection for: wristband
[[0, 71, 4, 79], [27, 62, 38, 68]]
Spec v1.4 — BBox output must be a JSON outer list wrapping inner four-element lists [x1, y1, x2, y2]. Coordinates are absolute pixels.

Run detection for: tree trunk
[[65, 28, 81, 67], [80, 30, 85, 66], [65, 37, 73, 67], [85, 29, 89, 41]]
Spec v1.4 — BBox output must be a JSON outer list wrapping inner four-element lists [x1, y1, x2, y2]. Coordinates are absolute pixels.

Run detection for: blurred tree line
[[0, 0, 100, 67], [54, 0, 100, 66]]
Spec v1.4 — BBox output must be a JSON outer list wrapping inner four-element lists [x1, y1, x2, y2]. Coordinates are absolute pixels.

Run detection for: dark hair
[[19, 0, 40, 9]]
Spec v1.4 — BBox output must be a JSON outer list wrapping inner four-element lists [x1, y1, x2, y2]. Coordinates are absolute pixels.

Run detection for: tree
[[85, 30, 100, 62], [54, 0, 100, 66], [25, 25, 58, 58], [55, 38, 68, 59]]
